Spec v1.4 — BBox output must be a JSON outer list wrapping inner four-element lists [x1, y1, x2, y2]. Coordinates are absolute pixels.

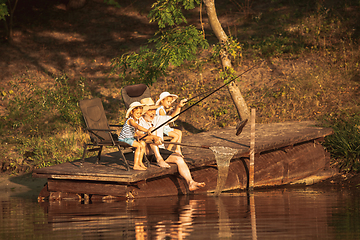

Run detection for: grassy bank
[[0, 0, 359, 174]]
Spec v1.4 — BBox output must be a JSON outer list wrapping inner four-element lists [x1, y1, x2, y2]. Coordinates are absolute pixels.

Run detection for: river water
[[1, 186, 359, 240]]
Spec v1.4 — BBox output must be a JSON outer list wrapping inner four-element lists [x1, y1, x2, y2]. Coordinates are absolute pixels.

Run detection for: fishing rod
[[185, 91, 208, 103], [185, 63, 260, 103], [139, 63, 260, 140]]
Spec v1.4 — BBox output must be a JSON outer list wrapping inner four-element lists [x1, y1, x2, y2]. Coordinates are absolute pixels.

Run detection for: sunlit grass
[[321, 112, 360, 172]]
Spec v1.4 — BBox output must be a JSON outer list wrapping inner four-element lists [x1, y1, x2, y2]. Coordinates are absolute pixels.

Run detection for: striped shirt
[[119, 117, 136, 140]]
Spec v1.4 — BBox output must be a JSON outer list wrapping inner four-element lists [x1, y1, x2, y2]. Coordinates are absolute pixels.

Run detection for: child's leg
[[139, 141, 147, 168], [132, 141, 146, 170], [168, 129, 183, 155], [173, 129, 182, 154], [167, 131, 179, 151]]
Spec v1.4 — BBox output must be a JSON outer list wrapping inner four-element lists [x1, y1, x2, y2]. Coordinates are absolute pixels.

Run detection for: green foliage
[[111, 0, 213, 85], [149, 0, 201, 28], [212, 37, 243, 66], [1, 74, 91, 170], [2, 73, 89, 137], [247, 33, 302, 58], [212, 107, 228, 118], [244, 2, 354, 58], [15, 134, 84, 169], [0, 0, 9, 21], [150, 26, 208, 65], [218, 66, 237, 84], [103, 0, 121, 8], [322, 112, 360, 172], [112, 25, 208, 85]]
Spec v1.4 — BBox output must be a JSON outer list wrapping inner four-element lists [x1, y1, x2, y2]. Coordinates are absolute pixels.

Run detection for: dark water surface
[[1, 187, 359, 240]]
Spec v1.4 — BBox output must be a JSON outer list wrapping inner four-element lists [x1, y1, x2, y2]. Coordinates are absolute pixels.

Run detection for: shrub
[[322, 112, 360, 172]]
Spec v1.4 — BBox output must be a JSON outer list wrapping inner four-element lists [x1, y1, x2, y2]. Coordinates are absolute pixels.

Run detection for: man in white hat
[[138, 97, 205, 191]]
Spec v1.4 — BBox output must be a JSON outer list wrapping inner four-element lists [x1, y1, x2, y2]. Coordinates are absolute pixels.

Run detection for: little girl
[[156, 92, 185, 156], [118, 102, 152, 171]]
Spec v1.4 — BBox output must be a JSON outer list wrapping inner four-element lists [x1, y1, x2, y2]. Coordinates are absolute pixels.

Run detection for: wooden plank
[[40, 174, 133, 183], [46, 176, 188, 198], [33, 150, 179, 183], [249, 108, 256, 190], [47, 179, 128, 197], [253, 141, 328, 187], [33, 154, 180, 183]]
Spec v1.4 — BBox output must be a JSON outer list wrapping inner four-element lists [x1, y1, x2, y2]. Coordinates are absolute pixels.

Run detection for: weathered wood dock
[[33, 121, 334, 201]]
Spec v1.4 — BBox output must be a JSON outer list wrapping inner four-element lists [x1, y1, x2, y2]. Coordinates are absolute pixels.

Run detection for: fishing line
[[186, 63, 260, 103], [139, 63, 260, 140], [185, 91, 208, 102]]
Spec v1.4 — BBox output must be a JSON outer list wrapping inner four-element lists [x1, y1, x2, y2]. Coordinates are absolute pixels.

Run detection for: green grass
[[321, 112, 360, 172], [1, 73, 91, 172]]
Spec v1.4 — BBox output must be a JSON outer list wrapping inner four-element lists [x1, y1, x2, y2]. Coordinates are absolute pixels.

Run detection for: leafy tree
[[111, 0, 249, 121], [0, 0, 19, 41], [0, 0, 8, 21]]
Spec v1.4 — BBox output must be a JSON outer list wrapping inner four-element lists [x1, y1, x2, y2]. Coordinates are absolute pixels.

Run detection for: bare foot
[[140, 163, 147, 169], [189, 181, 206, 191], [133, 165, 147, 171], [157, 160, 171, 168]]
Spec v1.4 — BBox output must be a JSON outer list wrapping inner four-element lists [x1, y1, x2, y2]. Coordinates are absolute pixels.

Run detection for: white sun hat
[[126, 101, 144, 118], [155, 92, 178, 106], [140, 97, 158, 114]]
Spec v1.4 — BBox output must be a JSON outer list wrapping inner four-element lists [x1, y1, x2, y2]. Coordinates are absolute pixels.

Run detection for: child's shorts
[[118, 137, 136, 146], [163, 125, 174, 136]]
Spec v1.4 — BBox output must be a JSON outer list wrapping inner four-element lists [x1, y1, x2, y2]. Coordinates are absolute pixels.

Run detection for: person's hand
[[153, 136, 163, 145], [178, 99, 187, 108], [148, 127, 155, 135]]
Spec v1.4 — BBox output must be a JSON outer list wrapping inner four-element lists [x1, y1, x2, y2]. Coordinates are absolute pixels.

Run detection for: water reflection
[[1, 187, 360, 239]]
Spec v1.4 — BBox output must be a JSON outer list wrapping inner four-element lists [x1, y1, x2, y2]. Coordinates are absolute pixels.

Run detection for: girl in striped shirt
[[119, 102, 152, 171]]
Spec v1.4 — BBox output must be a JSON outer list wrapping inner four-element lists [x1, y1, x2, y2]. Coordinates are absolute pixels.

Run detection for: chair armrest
[[86, 128, 115, 141], [109, 124, 123, 128], [86, 128, 116, 132]]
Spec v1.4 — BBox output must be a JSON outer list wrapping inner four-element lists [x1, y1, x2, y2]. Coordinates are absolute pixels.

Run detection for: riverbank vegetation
[[0, 0, 359, 174]]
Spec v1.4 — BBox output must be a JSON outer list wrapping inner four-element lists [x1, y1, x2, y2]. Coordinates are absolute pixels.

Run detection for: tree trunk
[[4, 0, 19, 42], [203, 0, 250, 121]]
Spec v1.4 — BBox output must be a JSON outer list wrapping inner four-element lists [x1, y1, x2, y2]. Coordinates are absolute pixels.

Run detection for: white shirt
[[138, 115, 172, 148]]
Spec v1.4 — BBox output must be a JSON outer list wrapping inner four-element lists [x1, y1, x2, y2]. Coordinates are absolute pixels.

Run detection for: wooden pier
[[33, 121, 334, 201]]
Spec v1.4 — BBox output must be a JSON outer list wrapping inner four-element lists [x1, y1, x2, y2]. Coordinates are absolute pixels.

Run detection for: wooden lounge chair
[[79, 98, 149, 171], [121, 83, 151, 108]]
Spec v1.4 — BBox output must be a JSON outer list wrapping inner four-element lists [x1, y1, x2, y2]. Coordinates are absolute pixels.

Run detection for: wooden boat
[[32, 121, 335, 201]]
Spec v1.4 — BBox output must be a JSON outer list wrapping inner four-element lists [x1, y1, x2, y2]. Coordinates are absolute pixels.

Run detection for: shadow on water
[[2, 173, 47, 199], [1, 187, 360, 239]]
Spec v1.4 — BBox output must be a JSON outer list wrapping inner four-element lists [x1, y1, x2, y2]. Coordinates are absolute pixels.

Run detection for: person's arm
[[129, 118, 152, 135], [169, 99, 187, 121], [158, 107, 166, 116], [136, 131, 163, 145]]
